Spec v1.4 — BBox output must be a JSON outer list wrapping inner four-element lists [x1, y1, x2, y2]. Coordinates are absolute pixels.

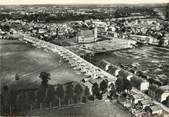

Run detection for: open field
[[66, 38, 136, 56], [0, 39, 85, 92]]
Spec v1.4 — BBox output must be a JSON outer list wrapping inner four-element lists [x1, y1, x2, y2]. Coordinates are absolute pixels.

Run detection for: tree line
[[114, 7, 157, 18], [1, 71, 132, 115]]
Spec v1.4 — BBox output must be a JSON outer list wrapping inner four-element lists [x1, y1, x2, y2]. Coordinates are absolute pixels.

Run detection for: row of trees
[[115, 77, 132, 93], [1, 70, 132, 115], [114, 7, 157, 18], [1, 72, 90, 115], [38, 72, 91, 106], [91, 77, 132, 100], [39, 71, 132, 103]]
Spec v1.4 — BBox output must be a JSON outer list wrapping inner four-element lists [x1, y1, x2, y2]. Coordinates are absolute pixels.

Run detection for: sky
[[0, 0, 168, 5]]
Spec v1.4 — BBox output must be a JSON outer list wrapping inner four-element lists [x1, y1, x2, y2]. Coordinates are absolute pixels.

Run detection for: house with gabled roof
[[148, 85, 169, 102]]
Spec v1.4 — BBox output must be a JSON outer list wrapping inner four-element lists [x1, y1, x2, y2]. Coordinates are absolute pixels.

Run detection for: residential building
[[77, 29, 97, 43], [148, 105, 163, 115], [107, 65, 121, 76], [131, 93, 145, 104], [99, 59, 111, 71], [88, 78, 104, 87], [148, 85, 169, 102], [163, 33, 169, 47], [130, 76, 149, 91], [139, 99, 153, 108], [130, 35, 152, 44], [159, 85, 169, 102], [134, 111, 149, 117]]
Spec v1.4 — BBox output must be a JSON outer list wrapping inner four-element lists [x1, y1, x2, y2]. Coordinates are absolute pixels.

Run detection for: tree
[[74, 84, 83, 102], [15, 92, 27, 112], [82, 96, 87, 103], [22, 92, 31, 110], [109, 83, 116, 97], [2, 25, 10, 32], [39, 72, 51, 88], [56, 84, 64, 107], [1, 85, 10, 114], [100, 80, 108, 94], [144, 106, 152, 114], [26, 90, 36, 105], [73, 95, 78, 104], [96, 93, 102, 100], [115, 77, 132, 94], [124, 79, 132, 91], [44, 87, 55, 107], [84, 86, 90, 97], [158, 38, 165, 47], [92, 83, 99, 97], [65, 83, 74, 104], [36, 88, 46, 105], [115, 77, 125, 93]]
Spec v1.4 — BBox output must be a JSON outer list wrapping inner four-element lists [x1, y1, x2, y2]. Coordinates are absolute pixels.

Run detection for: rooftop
[[159, 85, 169, 93], [149, 105, 162, 111], [118, 69, 133, 79], [108, 65, 120, 75], [140, 99, 153, 105], [132, 93, 145, 99]]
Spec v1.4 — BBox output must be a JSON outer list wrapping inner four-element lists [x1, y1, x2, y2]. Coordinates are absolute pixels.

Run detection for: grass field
[[66, 38, 135, 56], [0, 39, 85, 92]]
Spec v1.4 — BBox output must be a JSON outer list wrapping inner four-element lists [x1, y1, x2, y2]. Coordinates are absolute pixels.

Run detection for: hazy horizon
[[0, 0, 168, 5]]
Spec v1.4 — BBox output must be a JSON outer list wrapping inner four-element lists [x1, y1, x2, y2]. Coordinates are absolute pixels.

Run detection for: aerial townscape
[[0, 2, 169, 117]]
